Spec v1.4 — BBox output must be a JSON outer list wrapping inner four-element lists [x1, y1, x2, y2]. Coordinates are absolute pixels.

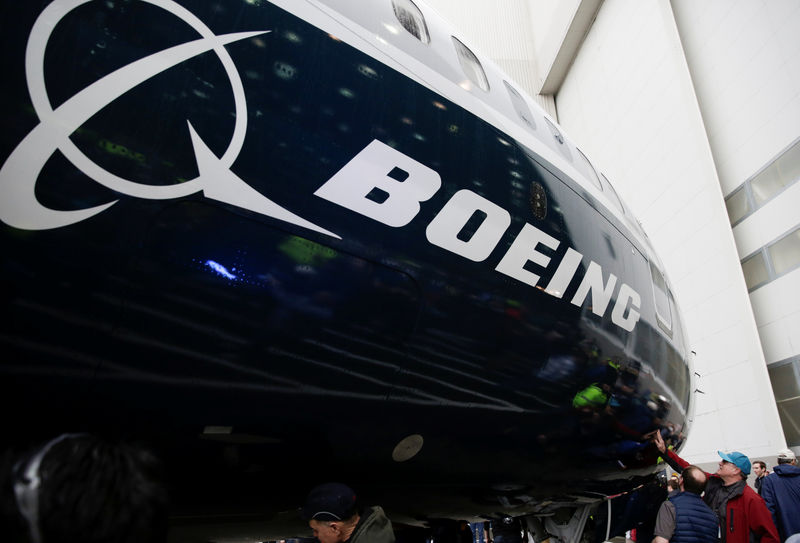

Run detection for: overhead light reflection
[[284, 31, 302, 44], [383, 23, 400, 34], [206, 260, 237, 280], [273, 61, 297, 80], [358, 64, 378, 79]]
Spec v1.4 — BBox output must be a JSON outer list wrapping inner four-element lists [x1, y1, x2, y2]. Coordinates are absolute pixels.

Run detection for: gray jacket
[[350, 506, 395, 543]]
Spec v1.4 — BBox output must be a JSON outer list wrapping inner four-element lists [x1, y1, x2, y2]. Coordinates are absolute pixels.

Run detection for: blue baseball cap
[[718, 451, 751, 475]]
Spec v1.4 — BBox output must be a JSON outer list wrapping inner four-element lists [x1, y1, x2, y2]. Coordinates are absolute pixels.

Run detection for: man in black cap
[[302, 482, 395, 543]]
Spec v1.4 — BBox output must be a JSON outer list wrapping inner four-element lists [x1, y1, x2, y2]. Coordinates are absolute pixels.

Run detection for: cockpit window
[[649, 261, 673, 334], [503, 81, 536, 130], [575, 148, 602, 190], [601, 174, 625, 215], [392, 0, 430, 44], [544, 118, 571, 161], [452, 36, 489, 92]]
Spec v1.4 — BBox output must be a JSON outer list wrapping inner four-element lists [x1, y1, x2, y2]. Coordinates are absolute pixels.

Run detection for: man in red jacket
[[653, 432, 779, 543]]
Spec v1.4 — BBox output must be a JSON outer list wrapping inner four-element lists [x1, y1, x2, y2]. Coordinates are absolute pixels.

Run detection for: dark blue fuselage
[[0, 0, 690, 534]]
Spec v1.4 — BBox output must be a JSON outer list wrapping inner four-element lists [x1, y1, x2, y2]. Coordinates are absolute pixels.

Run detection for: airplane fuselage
[[0, 0, 692, 539]]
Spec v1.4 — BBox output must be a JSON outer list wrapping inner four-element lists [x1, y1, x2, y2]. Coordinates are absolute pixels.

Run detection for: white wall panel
[[751, 269, 800, 363], [687, 411, 725, 453], [699, 327, 754, 376], [672, 0, 800, 196], [734, 182, 800, 258], [750, 269, 800, 324], [700, 358, 761, 417], [758, 319, 793, 365], [672, 0, 800, 421], [719, 398, 773, 453], [528, 0, 580, 86]]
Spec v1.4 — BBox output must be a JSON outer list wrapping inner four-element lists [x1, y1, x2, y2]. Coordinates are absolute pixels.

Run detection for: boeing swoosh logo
[[0, 0, 339, 239]]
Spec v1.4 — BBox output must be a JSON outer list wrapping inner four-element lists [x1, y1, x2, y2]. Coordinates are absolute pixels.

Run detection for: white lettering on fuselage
[[426, 190, 511, 262], [316, 139, 642, 332], [2, 1, 642, 332], [313, 140, 441, 227], [0, 0, 338, 238]]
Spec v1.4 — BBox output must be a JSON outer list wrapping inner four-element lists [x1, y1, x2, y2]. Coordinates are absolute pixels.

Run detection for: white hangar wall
[[671, 0, 800, 451], [671, 1, 800, 198], [422, 0, 794, 463]]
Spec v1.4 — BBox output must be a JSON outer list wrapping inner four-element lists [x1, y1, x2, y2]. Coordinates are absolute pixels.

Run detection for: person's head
[[681, 465, 708, 495], [752, 460, 767, 477], [4, 433, 168, 543], [667, 474, 680, 492], [717, 451, 751, 484], [302, 483, 359, 543], [777, 448, 797, 466]]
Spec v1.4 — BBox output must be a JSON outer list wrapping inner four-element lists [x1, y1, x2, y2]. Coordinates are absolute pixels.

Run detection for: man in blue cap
[[653, 432, 778, 543]]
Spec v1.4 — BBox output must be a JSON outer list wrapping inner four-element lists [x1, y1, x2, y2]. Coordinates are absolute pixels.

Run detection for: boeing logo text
[[0, 0, 337, 238], [317, 140, 642, 332]]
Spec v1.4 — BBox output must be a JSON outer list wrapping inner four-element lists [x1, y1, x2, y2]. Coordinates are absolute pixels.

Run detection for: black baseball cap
[[302, 483, 358, 521]]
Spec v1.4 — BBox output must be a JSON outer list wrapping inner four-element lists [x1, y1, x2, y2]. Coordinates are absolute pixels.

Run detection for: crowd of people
[[1, 432, 798, 543], [651, 431, 799, 543]]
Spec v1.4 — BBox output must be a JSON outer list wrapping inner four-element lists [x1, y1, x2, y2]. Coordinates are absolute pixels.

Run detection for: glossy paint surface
[[0, 0, 690, 535]]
